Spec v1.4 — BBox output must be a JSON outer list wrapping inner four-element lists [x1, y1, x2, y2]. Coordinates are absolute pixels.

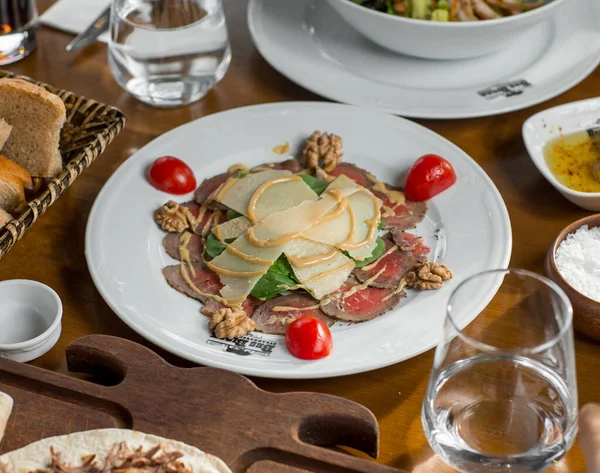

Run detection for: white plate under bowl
[[248, 0, 600, 119], [523, 97, 600, 211], [86, 102, 512, 379]]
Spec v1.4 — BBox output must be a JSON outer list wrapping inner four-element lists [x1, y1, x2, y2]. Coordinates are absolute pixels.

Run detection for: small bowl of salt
[[546, 214, 600, 341]]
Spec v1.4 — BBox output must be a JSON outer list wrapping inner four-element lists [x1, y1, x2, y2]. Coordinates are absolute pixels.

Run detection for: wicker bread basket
[[0, 71, 126, 260]]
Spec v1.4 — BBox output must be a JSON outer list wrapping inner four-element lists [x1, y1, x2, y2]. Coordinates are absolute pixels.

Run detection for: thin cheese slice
[[347, 233, 379, 261], [303, 188, 381, 260], [218, 170, 291, 216], [252, 178, 318, 222], [210, 175, 372, 302], [213, 198, 333, 302], [284, 239, 354, 300], [211, 235, 280, 272], [219, 275, 262, 302], [252, 186, 360, 242], [211, 235, 284, 301], [302, 206, 352, 248], [213, 216, 252, 241], [326, 173, 360, 191], [214, 180, 318, 241], [341, 189, 381, 260]]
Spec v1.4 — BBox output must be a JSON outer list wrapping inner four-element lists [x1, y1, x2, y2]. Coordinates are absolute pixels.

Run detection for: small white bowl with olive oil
[[523, 97, 600, 211]]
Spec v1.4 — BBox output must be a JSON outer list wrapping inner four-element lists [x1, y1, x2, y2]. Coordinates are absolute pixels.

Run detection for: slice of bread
[[0, 155, 32, 213], [0, 175, 25, 214], [0, 119, 11, 151], [0, 155, 32, 191], [0, 208, 12, 229], [0, 79, 66, 177]]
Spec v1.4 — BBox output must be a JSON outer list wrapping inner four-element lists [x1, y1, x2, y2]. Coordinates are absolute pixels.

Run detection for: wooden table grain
[[1, 1, 598, 471]]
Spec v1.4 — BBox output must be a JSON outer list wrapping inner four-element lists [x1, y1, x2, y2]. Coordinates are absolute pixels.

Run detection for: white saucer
[[248, 0, 600, 119]]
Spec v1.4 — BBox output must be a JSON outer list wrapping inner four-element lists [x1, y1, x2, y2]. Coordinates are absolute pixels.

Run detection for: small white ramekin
[[0, 280, 62, 362], [523, 97, 600, 211]]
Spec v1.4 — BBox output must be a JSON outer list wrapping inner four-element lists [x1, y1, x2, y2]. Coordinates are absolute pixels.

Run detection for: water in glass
[[0, 0, 37, 65], [109, 0, 231, 107], [422, 269, 578, 473]]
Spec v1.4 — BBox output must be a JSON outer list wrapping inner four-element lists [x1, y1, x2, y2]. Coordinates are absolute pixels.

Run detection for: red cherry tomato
[[148, 156, 197, 195], [404, 154, 456, 202], [285, 317, 333, 360]]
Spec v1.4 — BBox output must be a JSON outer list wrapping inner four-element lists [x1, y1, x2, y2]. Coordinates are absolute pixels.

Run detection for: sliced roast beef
[[268, 158, 303, 173], [185, 232, 206, 262], [201, 295, 262, 318], [201, 298, 222, 316], [369, 180, 427, 231], [163, 233, 181, 260], [321, 279, 405, 322], [180, 201, 226, 234], [182, 201, 200, 215], [328, 163, 372, 187], [162, 263, 222, 303], [389, 228, 430, 262], [252, 293, 335, 335], [328, 165, 426, 229], [354, 236, 417, 289], [250, 159, 303, 173], [382, 199, 427, 231], [194, 171, 234, 204], [163, 231, 205, 262]]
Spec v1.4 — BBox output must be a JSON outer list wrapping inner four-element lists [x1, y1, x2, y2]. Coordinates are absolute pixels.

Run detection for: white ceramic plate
[[86, 103, 512, 379], [248, 0, 600, 119], [523, 97, 600, 211]]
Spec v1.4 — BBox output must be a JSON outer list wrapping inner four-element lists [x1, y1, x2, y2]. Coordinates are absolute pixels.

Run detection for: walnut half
[[154, 201, 194, 233], [302, 131, 343, 173], [209, 308, 255, 339], [406, 262, 453, 290]]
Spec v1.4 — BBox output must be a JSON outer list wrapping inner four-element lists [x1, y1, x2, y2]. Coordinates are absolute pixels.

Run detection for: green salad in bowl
[[350, 0, 543, 21]]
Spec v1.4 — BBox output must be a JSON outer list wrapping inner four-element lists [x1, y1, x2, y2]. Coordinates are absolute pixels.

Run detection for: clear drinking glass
[[422, 269, 578, 473], [108, 0, 231, 107], [0, 0, 37, 65]]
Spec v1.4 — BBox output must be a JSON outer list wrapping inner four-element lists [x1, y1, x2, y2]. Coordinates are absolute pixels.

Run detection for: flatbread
[[0, 429, 231, 473], [0, 392, 13, 444]]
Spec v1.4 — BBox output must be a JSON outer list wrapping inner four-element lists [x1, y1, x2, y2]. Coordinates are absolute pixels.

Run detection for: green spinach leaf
[[299, 174, 329, 195], [226, 209, 243, 220], [251, 254, 299, 300], [349, 237, 386, 268], [205, 233, 235, 258]]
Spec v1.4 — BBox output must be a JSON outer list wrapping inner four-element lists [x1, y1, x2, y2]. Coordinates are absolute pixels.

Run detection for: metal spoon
[[587, 126, 600, 182], [65, 7, 110, 52]]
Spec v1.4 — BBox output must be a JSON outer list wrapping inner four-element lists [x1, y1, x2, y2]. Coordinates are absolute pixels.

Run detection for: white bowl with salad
[[326, 0, 570, 60]]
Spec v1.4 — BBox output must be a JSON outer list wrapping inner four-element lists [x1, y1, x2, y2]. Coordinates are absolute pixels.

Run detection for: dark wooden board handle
[[0, 335, 405, 473]]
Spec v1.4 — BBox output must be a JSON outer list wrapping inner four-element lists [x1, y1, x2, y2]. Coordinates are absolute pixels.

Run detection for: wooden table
[[1, 1, 598, 471]]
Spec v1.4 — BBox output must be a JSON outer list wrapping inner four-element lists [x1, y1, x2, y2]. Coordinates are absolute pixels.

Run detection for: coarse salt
[[555, 225, 600, 302]]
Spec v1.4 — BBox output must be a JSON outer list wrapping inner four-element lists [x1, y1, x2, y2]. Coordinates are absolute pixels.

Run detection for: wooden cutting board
[[0, 335, 404, 473]]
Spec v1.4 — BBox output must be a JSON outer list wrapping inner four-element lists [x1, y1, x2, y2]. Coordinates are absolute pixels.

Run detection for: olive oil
[[544, 130, 600, 193]]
